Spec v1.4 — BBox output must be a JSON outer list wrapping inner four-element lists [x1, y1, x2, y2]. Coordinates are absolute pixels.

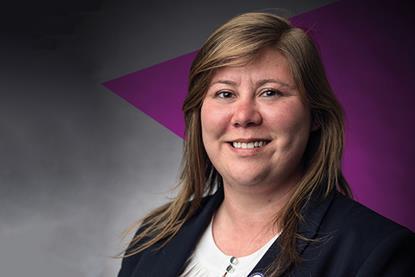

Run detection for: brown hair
[[122, 12, 352, 276]]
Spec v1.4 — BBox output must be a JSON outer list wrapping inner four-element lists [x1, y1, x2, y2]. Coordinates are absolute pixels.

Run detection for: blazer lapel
[[133, 187, 224, 276], [247, 189, 336, 277]]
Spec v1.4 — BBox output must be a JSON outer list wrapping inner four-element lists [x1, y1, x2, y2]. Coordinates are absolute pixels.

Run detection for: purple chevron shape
[[103, 0, 415, 231]]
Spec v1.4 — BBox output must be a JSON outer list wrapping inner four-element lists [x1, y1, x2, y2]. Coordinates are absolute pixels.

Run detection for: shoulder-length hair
[[123, 12, 352, 276]]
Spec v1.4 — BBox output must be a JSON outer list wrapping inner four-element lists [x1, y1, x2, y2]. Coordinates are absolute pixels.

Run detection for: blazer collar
[[134, 186, 335, 277]]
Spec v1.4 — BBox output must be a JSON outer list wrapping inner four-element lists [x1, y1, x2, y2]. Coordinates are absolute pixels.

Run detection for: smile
[[229, 140, 271, 149]]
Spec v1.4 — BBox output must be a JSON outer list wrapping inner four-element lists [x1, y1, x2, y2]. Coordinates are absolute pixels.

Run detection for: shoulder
[[325, 192, 413, 238], [313, 192, 415, 275]]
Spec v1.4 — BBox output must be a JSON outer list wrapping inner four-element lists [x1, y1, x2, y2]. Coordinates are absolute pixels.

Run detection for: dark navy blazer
[[118, 187, 415, 276]]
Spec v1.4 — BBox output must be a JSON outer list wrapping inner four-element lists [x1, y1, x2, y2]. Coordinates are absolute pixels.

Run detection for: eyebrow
[[210, 78, 293, 88]]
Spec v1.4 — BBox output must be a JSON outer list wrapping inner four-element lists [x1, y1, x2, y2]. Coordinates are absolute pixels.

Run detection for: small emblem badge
[[249, 273, 264, 277]]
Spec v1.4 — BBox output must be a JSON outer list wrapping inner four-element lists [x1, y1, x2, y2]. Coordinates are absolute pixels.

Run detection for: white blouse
[[180, 217, 280, 277]]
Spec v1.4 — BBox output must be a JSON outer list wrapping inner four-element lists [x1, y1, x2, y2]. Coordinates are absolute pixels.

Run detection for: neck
[[215, 175, 300, 235], [210, 177, 298, 257]]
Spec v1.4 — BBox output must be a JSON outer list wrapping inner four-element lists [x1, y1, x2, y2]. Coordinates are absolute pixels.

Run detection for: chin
[[225, 170, 271, 188]]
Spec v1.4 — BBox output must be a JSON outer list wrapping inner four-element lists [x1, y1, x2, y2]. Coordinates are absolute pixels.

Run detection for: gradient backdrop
[[1, 0, 414, 276]]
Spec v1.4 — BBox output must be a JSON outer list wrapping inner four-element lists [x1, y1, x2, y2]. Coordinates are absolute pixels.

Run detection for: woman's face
[[201, 48, 312, 191]]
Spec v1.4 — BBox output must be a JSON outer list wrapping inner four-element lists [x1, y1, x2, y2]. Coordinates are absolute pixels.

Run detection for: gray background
[[1, 1, 337, 276]]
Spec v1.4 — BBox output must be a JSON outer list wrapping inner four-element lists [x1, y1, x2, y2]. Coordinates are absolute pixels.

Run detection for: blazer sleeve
[[117, 225, 148, 277], [118, 249, 143, 277], [356, 228, 415, 276]]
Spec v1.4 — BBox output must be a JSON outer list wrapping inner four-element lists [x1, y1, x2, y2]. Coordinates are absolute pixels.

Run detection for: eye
[[260, 89, 282, 97], [216, 91, 235, 99]]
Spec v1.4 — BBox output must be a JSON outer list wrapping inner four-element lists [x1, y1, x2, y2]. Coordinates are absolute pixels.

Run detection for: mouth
[[227, 139, 271, 149]]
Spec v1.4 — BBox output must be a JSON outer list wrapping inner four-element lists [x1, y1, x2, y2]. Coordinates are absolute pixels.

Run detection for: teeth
[[231, 141, 269, 149]]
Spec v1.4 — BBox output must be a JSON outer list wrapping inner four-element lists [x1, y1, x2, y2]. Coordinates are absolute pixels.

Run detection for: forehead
[[209, 48, 295, 87]]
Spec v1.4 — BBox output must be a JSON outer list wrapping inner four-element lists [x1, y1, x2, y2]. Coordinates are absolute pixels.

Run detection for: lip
[[227, 138, 272, 143]]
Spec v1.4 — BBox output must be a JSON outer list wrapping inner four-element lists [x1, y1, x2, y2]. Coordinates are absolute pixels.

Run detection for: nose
[[231, 98, 262, 128]]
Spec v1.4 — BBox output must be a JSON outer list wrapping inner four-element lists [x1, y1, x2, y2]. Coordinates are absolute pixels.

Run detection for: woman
[[118, 12, 414, 276]]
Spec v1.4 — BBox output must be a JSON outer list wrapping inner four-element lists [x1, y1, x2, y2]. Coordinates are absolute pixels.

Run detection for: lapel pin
[[249, 273, 264, 277]]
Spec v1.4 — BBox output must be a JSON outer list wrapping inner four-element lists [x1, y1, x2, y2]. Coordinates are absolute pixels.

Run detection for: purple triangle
[[103, 52, 196, 138]]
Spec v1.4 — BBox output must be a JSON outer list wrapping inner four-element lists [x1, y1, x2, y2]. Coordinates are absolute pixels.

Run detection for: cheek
[[265, 101, 311, 142], [201, 101, 231, 139]]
